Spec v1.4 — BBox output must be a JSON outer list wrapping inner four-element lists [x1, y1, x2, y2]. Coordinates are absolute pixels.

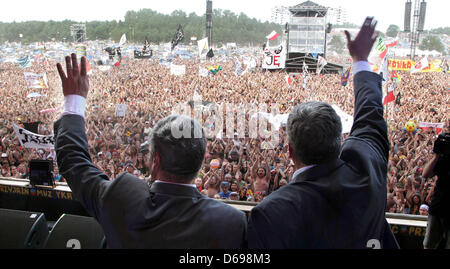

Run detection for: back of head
[[149, 115, 206, 183], [287, 101, 342, 165]]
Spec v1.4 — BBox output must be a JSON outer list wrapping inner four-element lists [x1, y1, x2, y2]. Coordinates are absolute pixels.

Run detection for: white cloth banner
[[331, 105, 354, 134], [262, 41, 286, 69], [170, 64, 186, 76], [12, 123, 54, 149], [418, 122, 444, 129], [24, 72, 48, 89], [115, 104, 127, 117]]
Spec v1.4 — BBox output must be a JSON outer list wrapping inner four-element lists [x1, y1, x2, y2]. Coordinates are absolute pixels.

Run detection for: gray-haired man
[[53, 55, 247, 249], [247, 17, 398, 249]]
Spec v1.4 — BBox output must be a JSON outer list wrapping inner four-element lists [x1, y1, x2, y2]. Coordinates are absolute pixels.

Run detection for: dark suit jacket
[[247, 71, 399, 249], [54, 114, 247, 249]]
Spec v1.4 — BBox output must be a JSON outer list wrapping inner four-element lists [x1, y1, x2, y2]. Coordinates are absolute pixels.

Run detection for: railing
[[0, 177, 428, 248], [0, 177, 428, 224]]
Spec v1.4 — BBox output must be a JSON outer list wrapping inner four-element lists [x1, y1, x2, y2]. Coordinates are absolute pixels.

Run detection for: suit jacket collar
[[293, 158, 345, 183], [150, 181, 204, 198]]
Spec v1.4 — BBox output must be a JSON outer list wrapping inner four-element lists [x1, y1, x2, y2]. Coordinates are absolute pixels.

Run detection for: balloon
[[404, 120, 417, 133]]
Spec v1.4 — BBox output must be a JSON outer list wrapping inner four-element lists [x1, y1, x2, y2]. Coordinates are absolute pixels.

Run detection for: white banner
[[115, 104, 127, 117], [24, 72, 48, 89], [12, 123, 54, 149], [170, 64, 186, 76], [262, 42, 286, 69], [418, 122, 444, 129], [199, 67, 209, 77], [331, 105, 354, 134]]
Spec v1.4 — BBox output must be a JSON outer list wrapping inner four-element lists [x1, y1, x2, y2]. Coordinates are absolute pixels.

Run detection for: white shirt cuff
[[61, 94, 86, 118], [352, 61, 372, 75]]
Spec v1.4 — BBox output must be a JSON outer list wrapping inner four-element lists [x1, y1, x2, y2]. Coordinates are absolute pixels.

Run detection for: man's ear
[[288, 144, 295, 161], [150, 151, 161, 178]]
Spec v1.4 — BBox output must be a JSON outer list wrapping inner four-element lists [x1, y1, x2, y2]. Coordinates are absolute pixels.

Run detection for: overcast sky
[[1, 0, 449, 32]]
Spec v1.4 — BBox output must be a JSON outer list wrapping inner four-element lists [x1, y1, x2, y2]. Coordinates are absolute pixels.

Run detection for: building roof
[[289, 1, 328, 12]]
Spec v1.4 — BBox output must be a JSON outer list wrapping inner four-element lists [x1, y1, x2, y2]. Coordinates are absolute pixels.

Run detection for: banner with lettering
[[418, 122, 444, 134], [12, 123, 54, 149], [388, 59, 443, 72], [262, 41, 286, 69], [24, 72, 48, 89]]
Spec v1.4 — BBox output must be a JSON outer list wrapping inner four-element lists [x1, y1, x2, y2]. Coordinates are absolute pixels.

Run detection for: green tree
[[386, 24, 400, 38], [328, 34, 345, 54], [419, 35, 445, 53]]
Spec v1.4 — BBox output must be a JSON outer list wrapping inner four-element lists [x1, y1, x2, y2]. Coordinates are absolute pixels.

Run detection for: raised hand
[[56, 53, 90, 98], [344, 17, 378, 62]]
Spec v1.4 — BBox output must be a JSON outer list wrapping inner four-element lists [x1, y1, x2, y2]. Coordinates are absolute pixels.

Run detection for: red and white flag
[[266, 31, 279, 41], [386, 39, 399, 48], [78, 59, 92, 75], [410, 56, 428, 74], [383, 82, 396, 105], [285, 75, 292, 87], [418, 122, 445, 134]]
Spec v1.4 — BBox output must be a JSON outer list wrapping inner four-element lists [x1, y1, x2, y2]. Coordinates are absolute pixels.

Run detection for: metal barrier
[[0, 177, 427, 248]]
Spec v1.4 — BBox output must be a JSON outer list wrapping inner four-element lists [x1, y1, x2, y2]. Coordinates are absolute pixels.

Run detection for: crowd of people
[[0, 51, 447, 216]]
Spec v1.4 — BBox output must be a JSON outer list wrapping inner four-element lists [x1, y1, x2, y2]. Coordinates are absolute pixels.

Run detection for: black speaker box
[[43, 214, 106, 249], [0, 208, 49, 249], [29, 159, 54, 187]]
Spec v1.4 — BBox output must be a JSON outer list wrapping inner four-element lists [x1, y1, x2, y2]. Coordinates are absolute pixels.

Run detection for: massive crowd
[[0, 52, 448, 216]]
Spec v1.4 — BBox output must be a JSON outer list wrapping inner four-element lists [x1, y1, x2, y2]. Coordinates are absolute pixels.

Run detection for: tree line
[[0, 9, 282, 46]]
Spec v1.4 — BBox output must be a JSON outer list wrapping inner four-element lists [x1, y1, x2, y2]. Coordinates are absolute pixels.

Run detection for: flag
[[316, 56, 327, 75], [207, 65, 222, 75], [234, 60, 244, 76], [206, 48, 214, 58], [341, 67, 351, 87], [386, 39, 399, 48], [410, 56, 429, 74], [302, 62, 308, 89], [380, 56, 389, 84], [119, 34, 127, 47], [17, 56, 32, 69], [418, 122, 445, 134], [171, 24, 185, 51], [266, 31, 279, 41], [114, 61, 120, 67], [376, 36, 387, 60], [198, 37, 209, 57], [78, 59, 92, 75], [383, 82, 396, 105], [391, 71, 402, 83], [285, 75, 292, 87]]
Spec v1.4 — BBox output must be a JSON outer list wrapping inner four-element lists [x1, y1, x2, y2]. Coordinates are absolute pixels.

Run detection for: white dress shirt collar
[[154, 180, 197, 189], [292, 165, 316, 180]]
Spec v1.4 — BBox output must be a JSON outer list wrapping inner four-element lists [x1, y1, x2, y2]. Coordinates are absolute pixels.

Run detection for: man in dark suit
[[53, 54, 247, 248], [247, 17, 398, 249]]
